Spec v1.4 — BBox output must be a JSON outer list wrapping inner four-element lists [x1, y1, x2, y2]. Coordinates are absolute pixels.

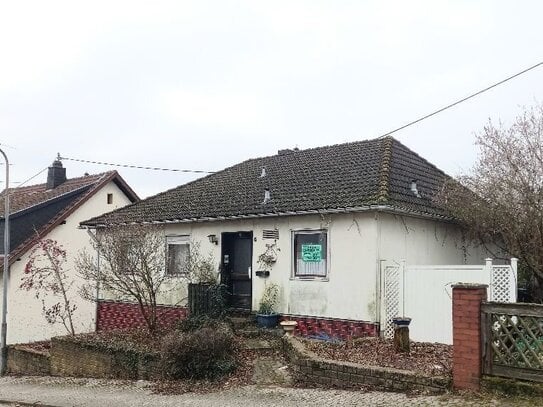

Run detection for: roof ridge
[[377, 137, 393, 203], [6, 170, 116, 193]]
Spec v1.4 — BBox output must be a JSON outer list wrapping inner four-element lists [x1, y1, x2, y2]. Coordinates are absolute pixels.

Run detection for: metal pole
[[0, 148, 9, 375]]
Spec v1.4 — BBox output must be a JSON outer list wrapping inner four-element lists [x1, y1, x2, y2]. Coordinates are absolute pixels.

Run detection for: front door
[[221, 232, 253, 310]]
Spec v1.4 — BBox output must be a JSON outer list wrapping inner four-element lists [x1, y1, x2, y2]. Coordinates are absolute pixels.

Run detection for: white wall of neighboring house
[[121, 210, 488, 325], [4, 181, 133, 344]]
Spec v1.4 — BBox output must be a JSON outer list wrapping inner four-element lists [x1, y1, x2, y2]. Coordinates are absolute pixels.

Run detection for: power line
[[379, 61, 543, 138], [17, 166, 49, 187], [59, 156, 215, 174]]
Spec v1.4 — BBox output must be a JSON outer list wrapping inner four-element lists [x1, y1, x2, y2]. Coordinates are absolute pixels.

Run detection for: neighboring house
[[82, 136, 491, 337], [0, 159, 139, 344]]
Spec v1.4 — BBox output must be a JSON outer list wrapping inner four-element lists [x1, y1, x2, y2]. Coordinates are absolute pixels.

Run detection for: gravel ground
[[0, 376, 539, 407]]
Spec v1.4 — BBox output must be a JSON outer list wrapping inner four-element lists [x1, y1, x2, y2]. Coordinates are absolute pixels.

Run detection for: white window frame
[[291, 229, 329, 281], [166, 235, 190, 277]]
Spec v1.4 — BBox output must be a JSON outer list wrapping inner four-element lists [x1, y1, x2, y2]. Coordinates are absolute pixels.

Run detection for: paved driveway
[[0, 376, 533, 407]]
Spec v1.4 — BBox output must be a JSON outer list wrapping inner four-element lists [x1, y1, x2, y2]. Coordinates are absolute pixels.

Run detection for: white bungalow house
[[0, 159, 139, 344], [81, 137, 492, 338]]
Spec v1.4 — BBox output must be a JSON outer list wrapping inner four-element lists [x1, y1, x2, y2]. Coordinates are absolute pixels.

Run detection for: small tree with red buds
[[20, 239, 77, 336]]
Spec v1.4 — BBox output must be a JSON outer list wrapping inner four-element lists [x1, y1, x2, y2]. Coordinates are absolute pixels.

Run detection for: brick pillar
[[452, 283, 487, 391]]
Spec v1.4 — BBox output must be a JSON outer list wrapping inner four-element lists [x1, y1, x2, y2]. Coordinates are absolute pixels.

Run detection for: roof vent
[[46, 156, 67, 189], [260, 167, 266, 178], [263, 188, 271, 204], [410, 180, 421, 198]]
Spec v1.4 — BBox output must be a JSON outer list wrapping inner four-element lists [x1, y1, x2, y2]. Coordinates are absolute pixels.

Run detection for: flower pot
[[280, 320, 298, 336], [392, 317, 412, 327], [256, 313, 280, 328]]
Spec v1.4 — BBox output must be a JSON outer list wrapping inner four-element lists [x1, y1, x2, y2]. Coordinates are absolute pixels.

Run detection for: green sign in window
[[301, 244, 322, 262]]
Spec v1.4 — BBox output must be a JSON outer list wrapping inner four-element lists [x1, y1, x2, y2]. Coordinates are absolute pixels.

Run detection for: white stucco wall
[[3, 181, 133, 344], [377, 212, 491, 265], [146, 210, 491, 326], [154, 212, 379, 322]]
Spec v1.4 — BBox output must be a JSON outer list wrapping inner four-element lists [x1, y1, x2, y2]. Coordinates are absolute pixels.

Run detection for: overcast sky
[[0, 1, 542, 198]]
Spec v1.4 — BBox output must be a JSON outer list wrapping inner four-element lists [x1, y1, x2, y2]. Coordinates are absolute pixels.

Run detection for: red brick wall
[[452, 284, 487, 390], [96, 300, 188, 331], [280, 315, 378, 340]]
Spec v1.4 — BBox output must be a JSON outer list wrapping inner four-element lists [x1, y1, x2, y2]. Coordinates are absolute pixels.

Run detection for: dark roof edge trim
[[81, 205, 454, 229], [0, 184, 94, 220]]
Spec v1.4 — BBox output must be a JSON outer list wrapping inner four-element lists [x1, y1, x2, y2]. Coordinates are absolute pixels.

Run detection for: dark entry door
[[221, 232, 253, 310]]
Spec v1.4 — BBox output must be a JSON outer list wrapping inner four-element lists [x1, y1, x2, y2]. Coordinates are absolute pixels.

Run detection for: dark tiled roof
[[82, 137, 450, 227], [0, 171, 139, 259]]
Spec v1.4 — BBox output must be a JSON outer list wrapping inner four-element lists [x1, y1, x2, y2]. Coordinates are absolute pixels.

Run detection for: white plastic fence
[[380, 258, 517, 344]]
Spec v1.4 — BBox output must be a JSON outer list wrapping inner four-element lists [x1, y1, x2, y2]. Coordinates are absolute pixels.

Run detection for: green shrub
[[160, 324, 236, 380]]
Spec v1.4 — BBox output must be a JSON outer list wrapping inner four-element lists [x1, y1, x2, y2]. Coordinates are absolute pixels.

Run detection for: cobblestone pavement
[[0, 376, 536, 406]]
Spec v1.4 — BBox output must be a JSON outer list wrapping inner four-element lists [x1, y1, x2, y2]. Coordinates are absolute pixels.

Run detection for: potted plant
[[256, 283, 280, 328]]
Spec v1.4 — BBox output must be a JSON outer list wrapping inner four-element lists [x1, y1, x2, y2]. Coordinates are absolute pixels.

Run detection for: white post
[[510, 258, 518, 302], [486, 258, 493, 300], [399, 260, 406, 317]]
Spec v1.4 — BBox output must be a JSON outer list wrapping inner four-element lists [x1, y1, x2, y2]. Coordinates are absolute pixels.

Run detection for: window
[[292, 230, 328, 278], [166, 236, 190, 276], [107, 193, 113, 204]]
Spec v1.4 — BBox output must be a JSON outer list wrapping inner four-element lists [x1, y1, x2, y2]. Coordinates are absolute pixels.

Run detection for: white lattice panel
[[491, 265, 515, 303], [383, 266, 400, 339]]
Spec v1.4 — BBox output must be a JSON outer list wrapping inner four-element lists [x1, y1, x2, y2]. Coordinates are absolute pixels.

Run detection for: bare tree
[[438, 104, 543, 301], [77, 225, 180, 333], [20, 239, 77, 335]]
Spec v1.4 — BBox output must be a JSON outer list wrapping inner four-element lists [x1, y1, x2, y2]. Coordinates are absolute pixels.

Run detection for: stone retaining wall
[[50, 337, 160, 380], [7, 345, 51, 376], [282, 335, 450, 394]]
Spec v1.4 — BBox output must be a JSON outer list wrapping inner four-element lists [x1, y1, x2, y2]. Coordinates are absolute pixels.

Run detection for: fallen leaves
[[305, 337, 452, 377]]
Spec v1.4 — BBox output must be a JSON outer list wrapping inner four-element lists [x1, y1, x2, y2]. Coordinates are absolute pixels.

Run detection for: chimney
[[46, 157, 67, 189]]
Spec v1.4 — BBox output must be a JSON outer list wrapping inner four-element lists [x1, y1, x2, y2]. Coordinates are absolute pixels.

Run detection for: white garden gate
[[380, 258, 517, 344]]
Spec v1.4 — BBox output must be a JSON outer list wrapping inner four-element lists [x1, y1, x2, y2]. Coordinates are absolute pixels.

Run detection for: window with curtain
[[166, 235, 190, 276], [293, 230, 328, 278]]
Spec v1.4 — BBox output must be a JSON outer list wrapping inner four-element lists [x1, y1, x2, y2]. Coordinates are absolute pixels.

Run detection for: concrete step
[[229, 316, 255, 330], [242, 338, 280, 351]]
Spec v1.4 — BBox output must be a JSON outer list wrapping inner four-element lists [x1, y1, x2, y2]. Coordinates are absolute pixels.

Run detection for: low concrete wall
[[50, 337, 160, 380], [282, 336, 450, 394], [7, 345, 51, 376], [481, 375, 543, 398]]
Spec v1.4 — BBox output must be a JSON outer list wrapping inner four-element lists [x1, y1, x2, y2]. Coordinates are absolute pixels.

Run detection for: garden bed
[[304, 337, 452, 377], [284, 336, 451, 393]]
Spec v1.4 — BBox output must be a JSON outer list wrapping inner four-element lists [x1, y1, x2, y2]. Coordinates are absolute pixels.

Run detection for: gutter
[[80, 204, 454, 229]]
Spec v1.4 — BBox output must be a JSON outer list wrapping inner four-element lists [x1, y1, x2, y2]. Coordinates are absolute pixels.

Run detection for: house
[[81, 136, 491, 337], [0, 159, 139, 344]]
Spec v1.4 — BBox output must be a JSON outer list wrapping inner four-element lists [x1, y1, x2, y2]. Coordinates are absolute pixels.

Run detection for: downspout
[[86, 229, 101, 331], [375, 211, 382, 328], [0, 148, 9, 375]]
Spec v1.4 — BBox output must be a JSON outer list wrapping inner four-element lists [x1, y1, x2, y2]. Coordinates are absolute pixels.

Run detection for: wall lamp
[[207, 234, 219, 245]]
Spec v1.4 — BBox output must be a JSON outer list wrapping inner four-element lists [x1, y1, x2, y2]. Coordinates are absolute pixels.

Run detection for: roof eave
[[80, 204, 454, 229]]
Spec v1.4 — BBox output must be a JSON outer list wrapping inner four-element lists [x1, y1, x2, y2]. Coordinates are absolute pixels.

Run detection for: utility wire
[[379, 61, 543, 138], [59, 156, 215, 174], [15, 166, 49, 188]]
